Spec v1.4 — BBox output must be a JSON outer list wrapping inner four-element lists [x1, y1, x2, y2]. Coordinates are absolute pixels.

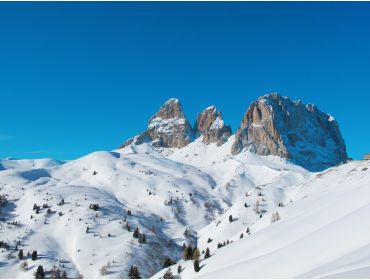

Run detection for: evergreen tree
[[163, 269, 174, 279], [18, 249, 24, 260], [31, 251, 37, 261], [133, 228, 139, 239], [163, 257, 174, 268], [193, 260, 200, 272], [128, 265, 141, 279], [240, 233, 244, 239], [192, 248, 200, 261], [229, 215, 233, 223], [177, 265, 182, 274], [204, 247, 210, 259], [183, 245, 193, 261], [35, 265, 45, 279]]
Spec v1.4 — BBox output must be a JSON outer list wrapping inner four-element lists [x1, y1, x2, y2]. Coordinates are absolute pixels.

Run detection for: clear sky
[[0, 2, 369, 160]]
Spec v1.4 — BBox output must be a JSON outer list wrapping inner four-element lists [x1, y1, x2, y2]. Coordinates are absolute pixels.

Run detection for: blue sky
[[0, 2, 369, 160]]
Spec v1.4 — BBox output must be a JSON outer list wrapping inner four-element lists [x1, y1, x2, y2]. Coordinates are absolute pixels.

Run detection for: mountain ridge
[[120, 93, 348, 171]]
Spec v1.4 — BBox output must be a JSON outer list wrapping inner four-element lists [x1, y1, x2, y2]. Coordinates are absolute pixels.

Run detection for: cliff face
[[231, 93, 348, 171], [195, 106, 232, 145]]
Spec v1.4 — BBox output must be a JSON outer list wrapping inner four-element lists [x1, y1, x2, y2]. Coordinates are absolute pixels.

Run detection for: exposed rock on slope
[[231, 93, 348, 171], [120, 98, 193, 148], [194, 106, 232, 145]]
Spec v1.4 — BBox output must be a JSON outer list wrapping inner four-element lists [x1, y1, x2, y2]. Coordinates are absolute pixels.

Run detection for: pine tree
[[204, 248, 210, 259], [240, 233, 244, 239], [18, 249, 24, 260], [229, 215, 233, 223], [61, 271, 67, 279], [193, 260, 200, 272], [183, 245, 193, 261], [133, 228, 139, 239], [163, 269, 174, 279], [177, 265, 182, 274], [192, 248, 200, 261], [128, 265, 141, 279], [31, 251, 37, 261], [163, 257, 174, 268], [35, 265, 45, 279]]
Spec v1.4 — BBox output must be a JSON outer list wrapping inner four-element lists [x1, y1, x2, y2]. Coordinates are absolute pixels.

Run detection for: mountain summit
[[231, 93, 348, 171], [120, 98, 193, 149], [120, 94, 348, 171]]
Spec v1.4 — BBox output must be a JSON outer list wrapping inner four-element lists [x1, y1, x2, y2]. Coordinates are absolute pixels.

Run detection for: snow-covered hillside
[[153, 159, 370, 279], [1, 136, 368, 278]]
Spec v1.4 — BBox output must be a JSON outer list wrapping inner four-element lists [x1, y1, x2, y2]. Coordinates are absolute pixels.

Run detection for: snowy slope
[[1, 139, 369, 279], [153, 160, 370, 279], [0, 151, 224, 278]]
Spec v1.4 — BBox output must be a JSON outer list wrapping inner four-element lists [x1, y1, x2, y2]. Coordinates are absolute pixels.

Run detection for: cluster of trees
[[89, 204, 99, 211], [133, 228, 146, 244], [0, 194, 8, 207], [128, 265, 140, 279], [33, 204, 41, 214], [49, 265, 67, 279], [182, 244, 200, 261], [0, 240, 10, 250], [217, 240, 231, 248]]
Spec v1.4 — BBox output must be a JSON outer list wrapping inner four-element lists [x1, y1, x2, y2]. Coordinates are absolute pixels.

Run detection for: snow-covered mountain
[[1, 94, 367, 279]]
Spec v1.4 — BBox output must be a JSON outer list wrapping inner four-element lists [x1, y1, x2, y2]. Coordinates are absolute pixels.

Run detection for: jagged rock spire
[[194, 106, 232, 145]]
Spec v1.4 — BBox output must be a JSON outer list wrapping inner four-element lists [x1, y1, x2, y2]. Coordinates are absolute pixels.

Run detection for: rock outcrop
[[231, 93, 348, 171], [194, 106, 232, 145], [120, 98, 193, 149]]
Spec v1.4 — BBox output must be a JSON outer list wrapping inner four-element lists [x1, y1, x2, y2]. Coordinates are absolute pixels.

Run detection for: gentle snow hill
[[0, 151, 226, 278], [153, 160, 370, 279]]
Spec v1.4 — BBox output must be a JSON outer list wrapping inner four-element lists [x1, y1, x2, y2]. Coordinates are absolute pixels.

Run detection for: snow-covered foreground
[[0, 138, 369, 278], [153, 158, 370, 279]]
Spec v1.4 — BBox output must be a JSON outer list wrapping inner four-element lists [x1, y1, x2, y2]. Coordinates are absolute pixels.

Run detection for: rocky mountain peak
[[195, 106, 232, 145], [120, 98, 193, 149], [231, 93, 348, 171], [152, 98, 185, 120]]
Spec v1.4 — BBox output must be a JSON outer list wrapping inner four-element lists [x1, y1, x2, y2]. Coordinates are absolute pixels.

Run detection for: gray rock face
[[231, 93, 348, 171], [195, 106, 232, 145], [120, 98, 193, 149]]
